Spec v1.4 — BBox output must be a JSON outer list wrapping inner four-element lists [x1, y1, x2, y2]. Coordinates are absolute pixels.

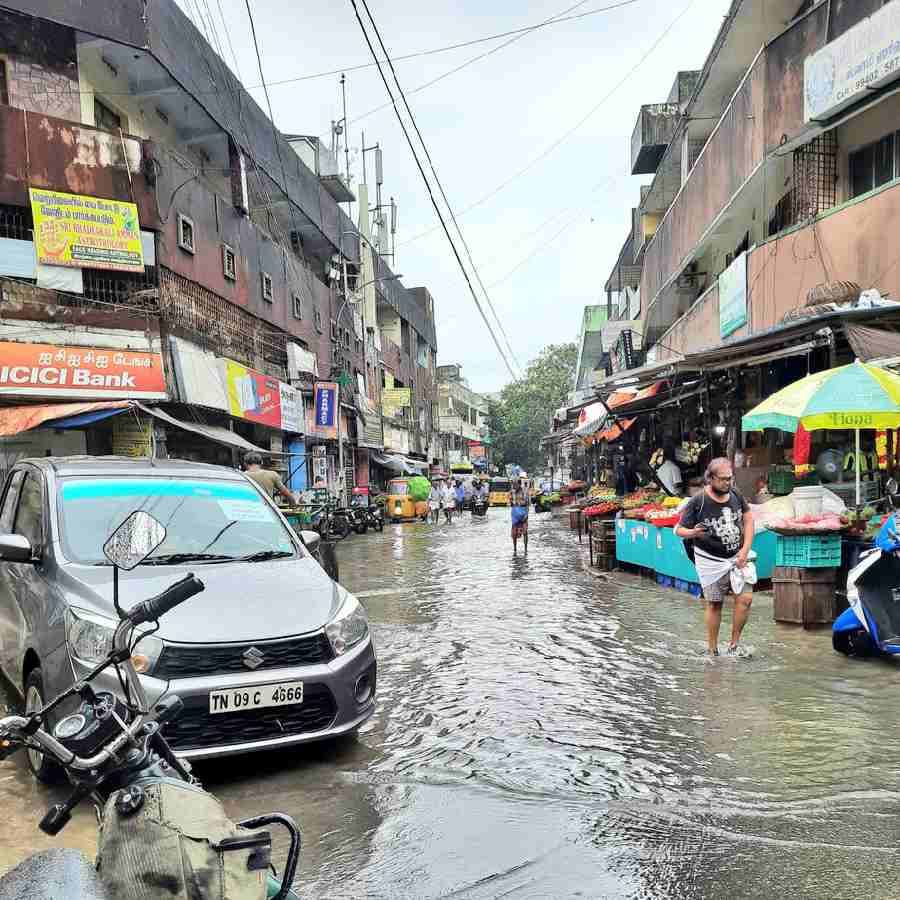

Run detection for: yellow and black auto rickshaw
[[488, 477, 511, 507], [386, 478, 429, 522]]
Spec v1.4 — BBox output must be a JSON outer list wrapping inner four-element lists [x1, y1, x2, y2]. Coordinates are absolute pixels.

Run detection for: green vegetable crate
[[767, 467, 795, 496], [774, 534, 841, 568]]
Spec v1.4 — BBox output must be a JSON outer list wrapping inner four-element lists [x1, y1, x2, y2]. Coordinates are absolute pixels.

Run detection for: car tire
[[24, 668, 64, 784]]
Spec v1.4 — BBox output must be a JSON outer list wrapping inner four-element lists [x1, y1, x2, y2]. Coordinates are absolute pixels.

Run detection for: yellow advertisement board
[[29, 187, 144, 273], [382, 387, 411, 416]]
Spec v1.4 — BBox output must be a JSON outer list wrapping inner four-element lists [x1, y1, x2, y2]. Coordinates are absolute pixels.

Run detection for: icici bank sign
[[0, 341, 167, 400]]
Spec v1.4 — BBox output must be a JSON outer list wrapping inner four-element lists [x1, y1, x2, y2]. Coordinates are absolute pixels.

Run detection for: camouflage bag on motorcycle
[[96, 779, 271, 900]]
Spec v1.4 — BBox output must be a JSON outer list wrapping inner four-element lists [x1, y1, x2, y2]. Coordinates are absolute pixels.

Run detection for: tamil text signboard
[[29, 188, 144, 272], [0, 341, 166, 399], [719, 252, 748, 339], [805, 3, 900, 123]]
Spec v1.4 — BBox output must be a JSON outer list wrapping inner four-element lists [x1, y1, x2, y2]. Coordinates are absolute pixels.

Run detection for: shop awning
[[598, 418, 636, 442], [573, 401, 610, 437], [135, 404, 267, 454], [371, 453, 428, 474], [0, 401, 132, 437]]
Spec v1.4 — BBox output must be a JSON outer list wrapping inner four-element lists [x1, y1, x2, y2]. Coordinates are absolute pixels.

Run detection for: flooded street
[[2, 509, 900, 898]]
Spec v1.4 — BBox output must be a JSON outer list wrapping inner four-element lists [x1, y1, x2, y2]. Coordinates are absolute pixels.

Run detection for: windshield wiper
[[140, 552, 237, 566], [237, 549, 294, 563]]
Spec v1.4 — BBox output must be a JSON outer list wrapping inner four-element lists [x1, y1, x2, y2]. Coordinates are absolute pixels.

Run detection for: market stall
[[741, 361, 900, 626]]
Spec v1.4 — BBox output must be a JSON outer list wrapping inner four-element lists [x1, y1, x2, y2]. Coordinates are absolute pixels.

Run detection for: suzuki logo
[[242, 647, 265, 670]]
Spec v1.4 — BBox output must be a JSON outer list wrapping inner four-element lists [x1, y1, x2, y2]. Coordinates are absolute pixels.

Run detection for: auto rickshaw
[[488, 477, 511, 507], [386, 477, 429, 522]]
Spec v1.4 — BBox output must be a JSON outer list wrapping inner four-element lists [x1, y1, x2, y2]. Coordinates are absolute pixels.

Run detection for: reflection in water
[[1, 510, 899, 898]]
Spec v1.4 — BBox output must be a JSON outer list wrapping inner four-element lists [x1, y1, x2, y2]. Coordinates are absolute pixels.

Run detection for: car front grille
[[154, 632, 334, 679], [161, 685, 338, 751]]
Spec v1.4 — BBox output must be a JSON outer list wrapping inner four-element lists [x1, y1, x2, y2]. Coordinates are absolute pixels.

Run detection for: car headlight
[[65, 608, 164, 674], [325, 591, 369, 656]]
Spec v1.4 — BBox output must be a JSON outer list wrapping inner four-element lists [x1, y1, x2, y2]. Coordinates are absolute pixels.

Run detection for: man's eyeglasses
[[712, 474, 733, 482]]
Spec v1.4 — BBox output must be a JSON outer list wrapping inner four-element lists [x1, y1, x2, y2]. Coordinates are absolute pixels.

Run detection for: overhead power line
[[39, 1, 641, 100], [397, 0, 699, 249], [357, 0, 558, 375], [350, 0, 639, 125], [348, 0, 519, 381]]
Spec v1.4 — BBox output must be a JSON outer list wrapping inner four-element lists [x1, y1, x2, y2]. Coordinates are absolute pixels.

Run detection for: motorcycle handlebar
[[126, 574, 205, 627]]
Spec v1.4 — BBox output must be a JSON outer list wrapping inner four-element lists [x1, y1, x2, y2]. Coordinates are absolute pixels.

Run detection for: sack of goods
[[511, 506, 529, 526]]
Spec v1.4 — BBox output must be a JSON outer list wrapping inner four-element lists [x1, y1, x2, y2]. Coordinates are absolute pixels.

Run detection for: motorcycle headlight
[[65, 608, 164, 674], [325, 591, 369, 656]]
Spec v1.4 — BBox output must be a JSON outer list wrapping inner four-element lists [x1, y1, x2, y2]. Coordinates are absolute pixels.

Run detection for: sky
[[178, 0, 731, 393]]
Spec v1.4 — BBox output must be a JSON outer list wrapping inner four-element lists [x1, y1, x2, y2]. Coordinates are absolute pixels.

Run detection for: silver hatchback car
[[0, 457, 376, 780]]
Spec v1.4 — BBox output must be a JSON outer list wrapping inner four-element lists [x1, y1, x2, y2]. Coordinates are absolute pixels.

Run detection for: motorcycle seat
[[0, 848, 109, 900]]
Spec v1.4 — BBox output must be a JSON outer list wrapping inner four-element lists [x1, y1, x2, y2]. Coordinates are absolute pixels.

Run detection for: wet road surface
[[2, 509, 900, 897]]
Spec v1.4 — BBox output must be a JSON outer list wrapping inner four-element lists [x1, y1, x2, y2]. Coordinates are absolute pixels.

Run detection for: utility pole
[[340, 73, 351, 188]]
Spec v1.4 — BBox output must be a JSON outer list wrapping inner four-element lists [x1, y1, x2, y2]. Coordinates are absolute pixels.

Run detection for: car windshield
[[58, 477, 298, 566], [491, 480, 511, 491], [389, 481, 409, 496]]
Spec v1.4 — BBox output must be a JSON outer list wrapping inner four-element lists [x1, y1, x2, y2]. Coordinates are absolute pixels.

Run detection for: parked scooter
[[834, 481, 900, 657], [0, 510, 302, 900]]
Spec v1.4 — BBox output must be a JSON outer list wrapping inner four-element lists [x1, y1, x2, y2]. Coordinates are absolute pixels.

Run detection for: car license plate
[[208, 680, 304, 715]]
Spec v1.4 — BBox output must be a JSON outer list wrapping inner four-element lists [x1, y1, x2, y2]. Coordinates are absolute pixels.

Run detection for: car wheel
[[24, 668, 63, 784]]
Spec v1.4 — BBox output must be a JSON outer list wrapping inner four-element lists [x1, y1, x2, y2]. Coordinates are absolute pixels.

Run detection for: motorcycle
[[317, 500, 352, 540], [362, 504, 385, 532], [347, 505, 369, 535], [472, 496, 488, 518], [0, 510, 301, 900]]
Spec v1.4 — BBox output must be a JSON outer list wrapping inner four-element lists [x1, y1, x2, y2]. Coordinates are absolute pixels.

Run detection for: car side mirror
[[299, 530, 321, 554], [0, 534, 33, 563]]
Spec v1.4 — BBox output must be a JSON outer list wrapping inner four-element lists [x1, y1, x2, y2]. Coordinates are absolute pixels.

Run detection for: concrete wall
[[656, 180, 900, 357], [641, 52, 765, 303], [0, 11, 79, 121], [0, 105, 149, 212]]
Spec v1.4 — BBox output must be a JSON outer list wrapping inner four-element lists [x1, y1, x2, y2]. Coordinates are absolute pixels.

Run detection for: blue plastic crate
[[775, 533, 841, 568], [688, 582, 702, 597]]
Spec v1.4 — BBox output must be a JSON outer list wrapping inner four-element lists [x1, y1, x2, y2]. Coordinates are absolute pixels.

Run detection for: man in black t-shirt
[[675, 458, 754, 657]]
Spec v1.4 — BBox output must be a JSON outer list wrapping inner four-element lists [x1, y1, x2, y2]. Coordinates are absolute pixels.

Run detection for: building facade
[[0, 0, 438, 495], [436, 364, 490, 469], [603, 0, 900, 368]]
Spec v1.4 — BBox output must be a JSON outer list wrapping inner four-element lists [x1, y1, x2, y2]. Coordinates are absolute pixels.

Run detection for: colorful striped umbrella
[[741, 361, 900, 433], [742, 361, 900, 504]]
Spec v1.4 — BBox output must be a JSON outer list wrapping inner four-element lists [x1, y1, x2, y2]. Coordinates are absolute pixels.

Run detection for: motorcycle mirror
[[299, 530, 321, 554], [103, 511, 167, 571]]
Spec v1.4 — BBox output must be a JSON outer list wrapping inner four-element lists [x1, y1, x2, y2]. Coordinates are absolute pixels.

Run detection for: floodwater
[[2, 509, 900, 898]]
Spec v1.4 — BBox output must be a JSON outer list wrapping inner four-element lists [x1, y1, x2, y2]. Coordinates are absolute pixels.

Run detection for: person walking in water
[[428, 480, 442, 525], [509, 476, 530, 554], [675, 458, 754, 657], [441, 479, 456, 524], [454, 479, 466, 519]]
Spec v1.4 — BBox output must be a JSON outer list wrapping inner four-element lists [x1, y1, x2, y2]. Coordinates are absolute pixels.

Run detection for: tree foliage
[[489, 343, 578, 474]]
